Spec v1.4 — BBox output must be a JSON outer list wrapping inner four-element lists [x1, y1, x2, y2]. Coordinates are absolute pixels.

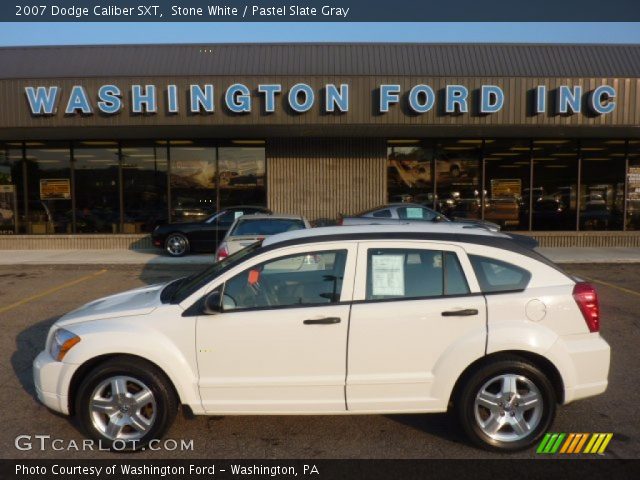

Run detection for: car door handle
[[303, 317, 341, 325], [441, 309, 479, 317]]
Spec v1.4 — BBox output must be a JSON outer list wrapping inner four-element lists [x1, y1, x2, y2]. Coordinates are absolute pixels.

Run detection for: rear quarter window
[[469, 254, 531, 293]]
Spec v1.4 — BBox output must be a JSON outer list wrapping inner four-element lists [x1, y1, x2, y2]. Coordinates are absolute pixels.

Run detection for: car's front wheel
[[75, 357, 178, 450], [456, 357, 556, 451], [165, 233, 190, 257]]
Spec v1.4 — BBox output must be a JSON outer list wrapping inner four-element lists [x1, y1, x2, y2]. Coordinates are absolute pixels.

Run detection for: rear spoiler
[[503, 233, 538, 250]]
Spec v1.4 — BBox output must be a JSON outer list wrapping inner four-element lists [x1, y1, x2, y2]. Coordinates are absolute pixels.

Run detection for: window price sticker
[[371, 254, 405, 296]]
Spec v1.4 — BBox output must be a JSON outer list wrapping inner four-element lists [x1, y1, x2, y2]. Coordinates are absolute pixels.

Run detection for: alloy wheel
[[166, 234, 187, 256], [473, 373, 543, 443], [89, 375, 157, 441]]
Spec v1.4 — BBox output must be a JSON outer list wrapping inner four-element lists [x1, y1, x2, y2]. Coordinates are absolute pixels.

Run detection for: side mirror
[[203, 291, 222, 315]]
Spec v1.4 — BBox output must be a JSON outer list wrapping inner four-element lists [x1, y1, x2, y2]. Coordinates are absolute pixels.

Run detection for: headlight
[[49, 328, 81, 362]]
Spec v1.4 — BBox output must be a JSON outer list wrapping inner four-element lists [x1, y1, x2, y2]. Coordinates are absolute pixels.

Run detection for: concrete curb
[[0, 248, 639, 266], [0, 250, 214, 266]]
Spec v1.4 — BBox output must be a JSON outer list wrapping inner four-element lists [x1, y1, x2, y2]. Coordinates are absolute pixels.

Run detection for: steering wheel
[[251, 276, 278, 307]]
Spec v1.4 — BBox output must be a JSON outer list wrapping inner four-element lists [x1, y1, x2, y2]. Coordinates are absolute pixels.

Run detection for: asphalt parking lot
[[1, 262, 638, 459]]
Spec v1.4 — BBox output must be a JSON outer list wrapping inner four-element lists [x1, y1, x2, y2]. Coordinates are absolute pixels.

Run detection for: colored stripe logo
[[537, 433, 613, 454]]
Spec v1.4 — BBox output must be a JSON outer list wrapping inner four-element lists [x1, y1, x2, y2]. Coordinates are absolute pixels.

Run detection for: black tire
[[75, 357, 178, 451], [165, 233, 190, 257], [455, 356, 556, 452]]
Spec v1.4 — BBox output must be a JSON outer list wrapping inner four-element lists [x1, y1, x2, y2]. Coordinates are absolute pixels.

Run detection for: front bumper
[[32, 350, 75, 415]]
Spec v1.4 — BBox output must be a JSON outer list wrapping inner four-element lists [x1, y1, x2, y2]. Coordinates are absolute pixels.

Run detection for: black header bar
[[3, 0, 640, 22]]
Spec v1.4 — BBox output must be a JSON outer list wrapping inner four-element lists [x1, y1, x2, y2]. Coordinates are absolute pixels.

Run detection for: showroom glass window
[[218, 145, 266, 208], [0, 142, 22, 234], [5, 144, 25, 233], [25, 142, 72, 234], [169, 142, 217, 223], [532, 140, 578, 231], [483, 139, 531, 231], [73, 141, 120, 233], [627, 140, 640, 231], [121, 142, 168, 233], [434, 140, 481, 219], [580, 140, 626, 231], [387, 142, 434, 207]]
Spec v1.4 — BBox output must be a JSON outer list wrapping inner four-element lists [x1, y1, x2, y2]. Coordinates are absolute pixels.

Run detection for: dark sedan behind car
[[151, 206, 271, 256]]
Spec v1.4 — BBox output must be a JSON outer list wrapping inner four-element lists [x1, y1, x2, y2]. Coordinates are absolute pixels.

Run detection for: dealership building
[[1, 43, 639, 248]]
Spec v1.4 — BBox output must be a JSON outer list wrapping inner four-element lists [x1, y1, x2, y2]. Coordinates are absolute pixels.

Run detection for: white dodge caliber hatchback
[[33, 224, 610, 451]]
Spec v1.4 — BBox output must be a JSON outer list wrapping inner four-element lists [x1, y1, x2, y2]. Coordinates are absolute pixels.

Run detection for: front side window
[[165, 241, 263, 304], [469, 254, 531, 293], [223, 250, 347, 311], [366, 249, 469, 301]]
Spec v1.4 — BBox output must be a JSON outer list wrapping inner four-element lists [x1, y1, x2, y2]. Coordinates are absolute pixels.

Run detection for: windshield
[[231, 219, 305, 236], [163, 241, 263, 304]]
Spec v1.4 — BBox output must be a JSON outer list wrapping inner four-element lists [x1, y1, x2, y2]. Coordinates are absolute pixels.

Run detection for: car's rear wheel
[[76, 357, 178, 450], [165, 233, 189, 257], [456, 357, 556, 451]]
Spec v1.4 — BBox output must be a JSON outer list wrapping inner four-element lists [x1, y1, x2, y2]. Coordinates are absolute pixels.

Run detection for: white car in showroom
[[33, 224, 610, 451]]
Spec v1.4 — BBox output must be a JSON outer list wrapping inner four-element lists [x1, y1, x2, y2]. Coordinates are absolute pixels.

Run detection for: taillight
[[215, 244, 229, 262], [573, 282, 600, 333]]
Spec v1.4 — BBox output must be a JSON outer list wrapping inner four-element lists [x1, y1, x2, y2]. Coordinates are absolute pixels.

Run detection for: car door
[[346, 240, 486, 412], [194, 242, 357, 413]]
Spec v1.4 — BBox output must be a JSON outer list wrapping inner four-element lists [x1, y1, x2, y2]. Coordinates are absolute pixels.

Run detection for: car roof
[[263, 223, 506, 247], [384, 203, 429, 208], [366, 203, 428, 209], [222, 205, 270, 211], [236, 214, 306, 221]]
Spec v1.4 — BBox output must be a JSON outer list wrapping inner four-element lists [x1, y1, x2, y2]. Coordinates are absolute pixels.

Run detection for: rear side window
[[397, 206, 437, 221], [372, 209, 392, 218], [469, 255, 531, 293], [366, 249, 470, 301], [231, 219, 305, 236]]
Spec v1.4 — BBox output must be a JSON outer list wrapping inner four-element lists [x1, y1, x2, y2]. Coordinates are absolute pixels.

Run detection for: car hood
[[55, 282, 167, 327]]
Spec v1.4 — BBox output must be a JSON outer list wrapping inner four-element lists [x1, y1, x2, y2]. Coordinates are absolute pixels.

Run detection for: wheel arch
[[67, 353, 182, 416], [165, 230, 191, 244], [448, 350, 565, 409]]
